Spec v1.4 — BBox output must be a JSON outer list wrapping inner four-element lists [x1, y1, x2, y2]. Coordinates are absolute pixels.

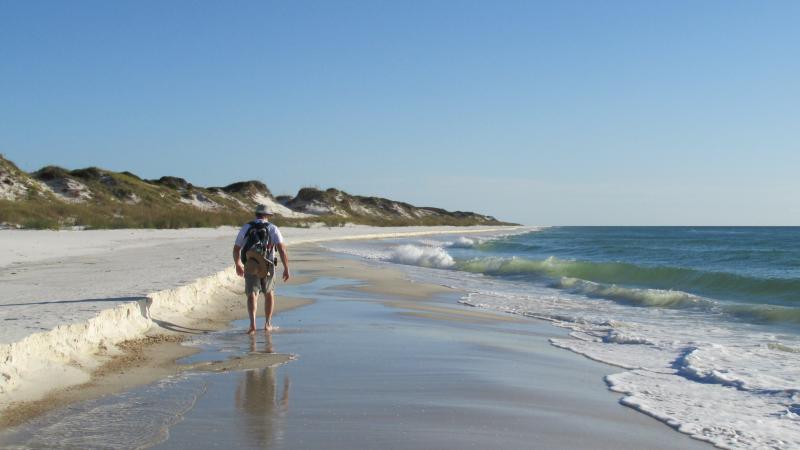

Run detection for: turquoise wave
[[554, 276, 800, 324], [722, 303, 800, 325], [455, 255, 800, 307], [554, 277, 714, 309], [474, 240, 542, 253]]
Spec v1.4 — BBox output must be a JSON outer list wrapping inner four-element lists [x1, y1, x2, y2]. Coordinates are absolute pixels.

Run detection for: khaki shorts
[[245, 272, 276, 295]]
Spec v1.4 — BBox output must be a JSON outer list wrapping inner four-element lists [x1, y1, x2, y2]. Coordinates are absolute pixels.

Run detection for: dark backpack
[[240, 221, 273, 263]]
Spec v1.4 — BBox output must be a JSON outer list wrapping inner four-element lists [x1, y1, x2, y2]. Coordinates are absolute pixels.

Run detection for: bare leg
[[246, 292, 258, 334], [264, 290, 275, 331]]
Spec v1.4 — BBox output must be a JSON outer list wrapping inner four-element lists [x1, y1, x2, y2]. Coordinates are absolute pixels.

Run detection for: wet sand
[[155, 246, 712, 450], [0, 293, 311, 430], [1, 244, 713, 449]]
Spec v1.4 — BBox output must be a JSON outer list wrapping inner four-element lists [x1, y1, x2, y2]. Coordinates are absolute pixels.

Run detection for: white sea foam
[[326, 238, 469, 270], [483, 283, 800, 448], [608, 370, 800, 449], [327, 242, 459, 269], [387, 244, 455, 268], [448, 236, 482, 248]]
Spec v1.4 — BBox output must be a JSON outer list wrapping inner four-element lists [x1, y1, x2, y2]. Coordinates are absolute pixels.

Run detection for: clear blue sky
[[1, 1, 798, 225]]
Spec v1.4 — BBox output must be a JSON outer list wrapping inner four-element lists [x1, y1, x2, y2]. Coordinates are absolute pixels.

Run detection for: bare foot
[[264, 324, 276, 332], [246, 327, 256, 335]]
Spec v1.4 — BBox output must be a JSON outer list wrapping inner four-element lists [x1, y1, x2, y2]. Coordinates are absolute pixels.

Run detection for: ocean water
[[327, 227, 800, 449]]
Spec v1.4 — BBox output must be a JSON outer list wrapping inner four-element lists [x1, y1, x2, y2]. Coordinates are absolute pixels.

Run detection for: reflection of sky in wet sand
[[236, 334, 290, 448]]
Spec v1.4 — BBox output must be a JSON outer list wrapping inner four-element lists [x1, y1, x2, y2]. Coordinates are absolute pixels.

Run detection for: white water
[[326, 238, 800, 450], [389, 244, 455, 268]]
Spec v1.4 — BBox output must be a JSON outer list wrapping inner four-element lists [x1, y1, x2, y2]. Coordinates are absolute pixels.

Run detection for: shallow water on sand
[[1, 276, 710, 450], [154, 277, 709, 450]]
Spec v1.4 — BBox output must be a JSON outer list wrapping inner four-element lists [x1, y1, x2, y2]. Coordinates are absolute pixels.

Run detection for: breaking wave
[[722, 303, 800, 325], [446, 236, 542, 253], [555, 277, 714, 309], [359, 245, 800, 325], [447, 237, 483, 248], [387, 244, 455, 269], [552, 276, 800, 325]]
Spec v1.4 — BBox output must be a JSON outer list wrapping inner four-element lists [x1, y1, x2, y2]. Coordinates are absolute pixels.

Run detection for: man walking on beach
[[233, 204, 290, 334]]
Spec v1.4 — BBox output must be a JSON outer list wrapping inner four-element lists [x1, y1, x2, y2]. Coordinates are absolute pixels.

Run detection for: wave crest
[[388, 245, 455, 269], [447, 237, 481, 248], [556, 277, 712, 309]]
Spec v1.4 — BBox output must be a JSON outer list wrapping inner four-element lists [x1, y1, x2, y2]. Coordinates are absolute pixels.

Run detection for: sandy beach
[[0, 227, 518, 415], [0, 226, 712, 449], [4, 0, 795, 447]]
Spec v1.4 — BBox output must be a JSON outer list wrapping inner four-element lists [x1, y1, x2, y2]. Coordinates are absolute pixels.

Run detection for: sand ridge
[[0, 295, 311, 429]]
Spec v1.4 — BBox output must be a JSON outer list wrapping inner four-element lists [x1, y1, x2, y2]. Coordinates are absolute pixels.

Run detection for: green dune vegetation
[[0, 155, 512, 229]]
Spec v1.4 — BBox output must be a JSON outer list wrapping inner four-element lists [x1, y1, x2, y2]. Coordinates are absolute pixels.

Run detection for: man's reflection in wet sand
[[235, 334, 290, 448]]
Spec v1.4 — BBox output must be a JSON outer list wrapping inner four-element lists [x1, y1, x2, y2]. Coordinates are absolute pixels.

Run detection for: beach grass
[[1, 157, 513, 229], [0, 197, 509, 230]]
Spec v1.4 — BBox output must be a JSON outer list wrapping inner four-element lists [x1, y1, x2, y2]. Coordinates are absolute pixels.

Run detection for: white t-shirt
[[235, 219, 284, 261]]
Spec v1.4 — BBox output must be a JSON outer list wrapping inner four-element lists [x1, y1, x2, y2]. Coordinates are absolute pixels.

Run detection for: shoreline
[[159, 245, 712, 450], [0, 226, 525, 426], [1, 242, 713, 449]]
